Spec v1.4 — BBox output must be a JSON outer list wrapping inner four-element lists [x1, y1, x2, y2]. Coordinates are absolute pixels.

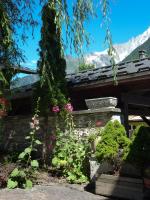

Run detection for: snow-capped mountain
[[84, 27, 150, 67]]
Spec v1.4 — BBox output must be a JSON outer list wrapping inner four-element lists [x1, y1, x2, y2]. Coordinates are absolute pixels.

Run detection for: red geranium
[[0, 97, 10, 110], [0, 97, 9, 105]]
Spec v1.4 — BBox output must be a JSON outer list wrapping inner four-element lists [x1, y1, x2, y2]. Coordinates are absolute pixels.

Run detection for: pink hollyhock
[[50, 134, 56, 141], [48, 144, 53, 151], [64, 103, 73, 112], [52, 105, 60, 113]]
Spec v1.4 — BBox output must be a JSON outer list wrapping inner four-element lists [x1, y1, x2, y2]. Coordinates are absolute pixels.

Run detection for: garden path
[[0, 184, 110, 200]]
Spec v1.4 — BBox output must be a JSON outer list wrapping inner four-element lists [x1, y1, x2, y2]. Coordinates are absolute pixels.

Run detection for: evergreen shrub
[[124, 125, 150, 168], [95, 120, 130, 166]]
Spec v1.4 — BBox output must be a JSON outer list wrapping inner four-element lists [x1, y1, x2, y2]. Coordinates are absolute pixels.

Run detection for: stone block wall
[[0, 107, 121, 153]]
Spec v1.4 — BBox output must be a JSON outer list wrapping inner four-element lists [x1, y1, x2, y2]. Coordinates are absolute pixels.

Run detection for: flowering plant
[[52, 128, 89, 184], [52, 102, 73, 113], [51, 101, 90, 183], [30, 114, 40, 130], [52, 105, 60, 113], [64, 103, 73, 112], [0, 97, 10, 110], [0, 97, 10, 116], [7, 98, 42, 189]]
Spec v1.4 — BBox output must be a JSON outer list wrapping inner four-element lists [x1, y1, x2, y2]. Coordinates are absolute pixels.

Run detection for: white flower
[[30, 122, 34, 129]]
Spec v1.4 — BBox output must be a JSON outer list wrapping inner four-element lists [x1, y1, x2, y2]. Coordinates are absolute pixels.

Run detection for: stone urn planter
[[85, 97, 117, 110]]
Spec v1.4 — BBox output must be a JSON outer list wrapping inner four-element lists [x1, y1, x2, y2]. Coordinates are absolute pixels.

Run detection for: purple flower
[[52, 106, 60, 113], [64, 103, 73, 112]]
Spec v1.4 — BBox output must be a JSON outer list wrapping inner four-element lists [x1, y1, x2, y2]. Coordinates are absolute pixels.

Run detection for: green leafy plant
[[87, 128, 102, 153], [52, 128, 90, 183], [51, 107, 90, 184], [95, 120, 130, 167], [124, 125, 150, 168], [88, 128, 102, 143], [7, 99, 42, 189]]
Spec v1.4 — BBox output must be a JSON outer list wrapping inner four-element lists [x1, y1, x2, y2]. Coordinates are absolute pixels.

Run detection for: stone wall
[[0, 107, 121, 153]]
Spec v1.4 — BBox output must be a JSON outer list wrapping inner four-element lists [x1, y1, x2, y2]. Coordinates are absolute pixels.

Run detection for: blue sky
[[20, 0, 150, 69]]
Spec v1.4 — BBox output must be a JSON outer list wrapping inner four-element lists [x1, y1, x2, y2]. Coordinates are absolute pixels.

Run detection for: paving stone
[[0, 185, 110, 200]]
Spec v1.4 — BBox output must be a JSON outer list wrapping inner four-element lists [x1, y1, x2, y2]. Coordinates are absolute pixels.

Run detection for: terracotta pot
[[0, 110, 7, 117], [144, 178, 150, 189]]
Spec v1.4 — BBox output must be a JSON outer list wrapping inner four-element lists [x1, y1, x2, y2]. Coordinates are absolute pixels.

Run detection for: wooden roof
[[67, 57, 150, 88]]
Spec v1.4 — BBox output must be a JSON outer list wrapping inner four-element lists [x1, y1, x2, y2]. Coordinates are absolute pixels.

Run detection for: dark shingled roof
[[66, 57, 150, 85], [10, 57, 150, 93]]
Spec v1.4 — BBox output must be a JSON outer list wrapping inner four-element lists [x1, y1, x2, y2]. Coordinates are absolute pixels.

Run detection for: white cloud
[[31, 60, 37, 64], [20, 59, 38, 69]]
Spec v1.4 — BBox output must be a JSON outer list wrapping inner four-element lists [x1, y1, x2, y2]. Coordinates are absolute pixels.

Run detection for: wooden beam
[[0, 64, 37, 74], [141, 116, 150, 126], [123, 101, 129, 137], [128, 109, 150, 116], [11, 91, 33, 100], [122, 94, 150, 107]]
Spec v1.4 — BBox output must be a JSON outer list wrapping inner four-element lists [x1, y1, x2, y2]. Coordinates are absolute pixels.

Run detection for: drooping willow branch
[[0, 0, 116, 81], [101, 0, 118, 84]]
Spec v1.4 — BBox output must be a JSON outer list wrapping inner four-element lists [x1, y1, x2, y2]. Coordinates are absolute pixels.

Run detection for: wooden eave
[[0, 64, 37, 74], [69, 70, 150, 91]]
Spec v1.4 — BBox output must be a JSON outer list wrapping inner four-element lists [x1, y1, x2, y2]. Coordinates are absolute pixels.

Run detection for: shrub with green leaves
[[52, 129, 90, 184], [124, 125, 150, 168], [95, 120, 130, 165]]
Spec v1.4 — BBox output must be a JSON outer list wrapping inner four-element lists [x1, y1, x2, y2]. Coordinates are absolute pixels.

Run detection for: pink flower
[[50, 134, 56, 141], [52, 106, 60, 113], [64, 103, 73, 112], [48, 144, 53, 151]]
